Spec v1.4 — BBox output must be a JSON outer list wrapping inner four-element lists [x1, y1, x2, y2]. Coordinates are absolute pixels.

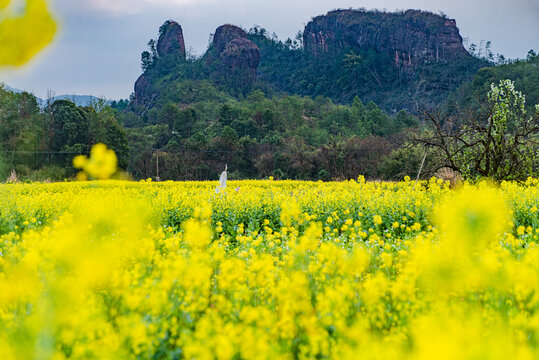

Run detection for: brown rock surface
[[213, 24, 247, 52], [133, 74, 155, 106], [221, 37, 260, 71], [303, 9, 470, 65], [157, 20, 186, 58], [210, 24, 260, 82]]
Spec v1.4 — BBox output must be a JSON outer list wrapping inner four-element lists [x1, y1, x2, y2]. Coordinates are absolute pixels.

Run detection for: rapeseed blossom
[[1, 175, 539, 359], [73, 143, 117, 180], [0, 0, 56, 66]]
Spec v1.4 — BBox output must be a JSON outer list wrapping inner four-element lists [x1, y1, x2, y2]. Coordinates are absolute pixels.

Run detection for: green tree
[[141, 51, 152, 72], [159, 102, 181, 129], [86, 101, 129, 169], [176, 108, 197, 138], [49, 100, 89, 153], [219, 126, 239, 148], [218, 103, 235, 127], [366, 101, 393, 136]]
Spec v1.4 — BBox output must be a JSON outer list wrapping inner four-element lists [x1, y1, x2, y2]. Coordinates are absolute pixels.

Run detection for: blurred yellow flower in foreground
[[0, 0, 56, 66], [435, 183, 510, 251], [73, 143, 117, 180]]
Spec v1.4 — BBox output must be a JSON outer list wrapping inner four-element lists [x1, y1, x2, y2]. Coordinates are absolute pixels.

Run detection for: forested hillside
[[1, 9, 537, 182], [114, 9, 489, 180], [131, 9, 487, 113], [447, 50, 539, 112]]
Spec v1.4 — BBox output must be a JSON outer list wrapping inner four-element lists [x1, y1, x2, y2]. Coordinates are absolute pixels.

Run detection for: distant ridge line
[[0, 82, 113, 107]]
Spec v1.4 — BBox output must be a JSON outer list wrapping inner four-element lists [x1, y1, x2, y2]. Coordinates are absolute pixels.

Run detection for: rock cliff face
[[131, 11, 479, 111], [213, 25, 247, 52], [212, 24, 260, 81], [303, 9, 470, 66], [133, 74, 155, 106], [133, 23, 261, 107], [221, 38, 260, 75], [157, 20, 186, 58]]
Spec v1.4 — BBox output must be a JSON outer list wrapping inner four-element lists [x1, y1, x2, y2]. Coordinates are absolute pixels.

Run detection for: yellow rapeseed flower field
[[2, 165, 539, 358]]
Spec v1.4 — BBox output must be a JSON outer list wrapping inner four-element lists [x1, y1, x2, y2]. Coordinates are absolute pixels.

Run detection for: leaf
[[0, 0, 57, 66]]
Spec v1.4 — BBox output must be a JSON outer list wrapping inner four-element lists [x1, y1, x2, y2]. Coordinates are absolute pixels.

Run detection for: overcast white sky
[[1, 0, 537, 100]]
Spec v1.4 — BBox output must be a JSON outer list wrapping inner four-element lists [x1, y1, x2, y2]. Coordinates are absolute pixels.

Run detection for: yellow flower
[[73, 143, 117, 180], [380, 252, 393, 268], [435, 185, 510, 250], [73, 155, 88, 169], [0, 0, 57, 66]]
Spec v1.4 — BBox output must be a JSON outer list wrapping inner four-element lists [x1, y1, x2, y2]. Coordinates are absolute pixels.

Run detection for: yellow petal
[[0, 0, 57, 66]]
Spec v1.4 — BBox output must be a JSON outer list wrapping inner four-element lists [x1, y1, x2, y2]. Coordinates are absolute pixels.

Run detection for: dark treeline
[[0, 82, 420, 181], [0, 89, 128, 181], [122, 91, 418, 181]]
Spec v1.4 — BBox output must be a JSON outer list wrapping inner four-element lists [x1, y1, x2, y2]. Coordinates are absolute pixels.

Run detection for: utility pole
[[415, 147, 428, 186]]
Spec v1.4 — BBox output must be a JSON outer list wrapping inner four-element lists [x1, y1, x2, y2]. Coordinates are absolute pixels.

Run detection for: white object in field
[[215, 164, 228, 193]]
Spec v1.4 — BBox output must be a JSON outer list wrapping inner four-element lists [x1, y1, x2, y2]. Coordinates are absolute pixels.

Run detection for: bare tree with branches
[[413, 79, 539, 182]]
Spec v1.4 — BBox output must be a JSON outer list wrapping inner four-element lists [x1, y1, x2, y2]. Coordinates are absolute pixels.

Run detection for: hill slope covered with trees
[[1, 9, 537, 182]]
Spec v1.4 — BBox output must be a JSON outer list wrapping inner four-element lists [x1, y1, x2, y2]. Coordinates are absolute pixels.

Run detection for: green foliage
[[0, 149, 8, 179], [5, 17, 535, 182], [0, 86, 43, 173], [247, 30, 485, 112], [23, 165, 66, 182], [135, 20, 487, 117], [85, 100, 130, 169], [0, 86, 129, 181], [119, 71, 431, 180], [419, 79, 539, 182], [175, 108, 197, 138], [110, 99, 129, 112], [449, 52, 539, 113], [50, 100, 90, 153]]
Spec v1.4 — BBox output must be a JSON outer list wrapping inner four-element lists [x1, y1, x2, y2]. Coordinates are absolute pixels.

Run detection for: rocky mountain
[[213, 24, 247, 52], [130, 9, 487, 112], [0, 83, 110, 107], [133, 22, 261, 107], [133, 74, 153, 106], [207, 24, 260, 81], [133, 21, 186, 106], [304, 9, 470, 66]]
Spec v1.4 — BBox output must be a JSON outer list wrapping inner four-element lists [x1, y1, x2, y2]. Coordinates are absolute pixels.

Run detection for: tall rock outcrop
[[133, 20, 185, 106], [213, 25, 247, 52], [211, 24, 260, 81], [157, 20, 186, 58], [222, 38, 261, 69], [304, 9, 470, 66]]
